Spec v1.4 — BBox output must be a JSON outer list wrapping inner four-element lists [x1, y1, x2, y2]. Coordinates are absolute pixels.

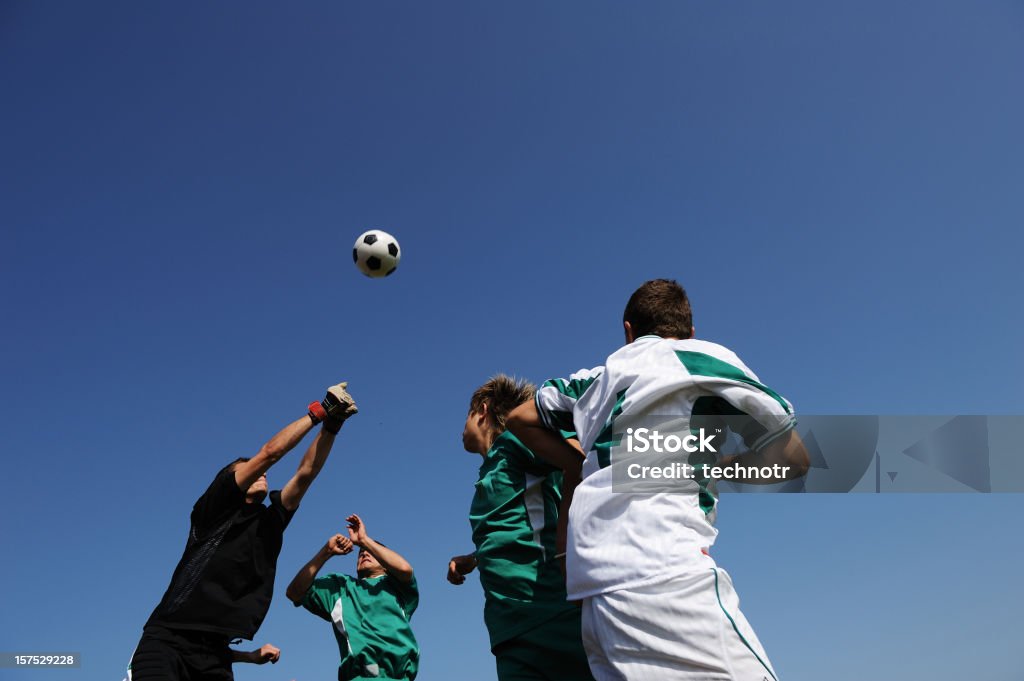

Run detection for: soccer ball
[[353, 230, 401, 278]]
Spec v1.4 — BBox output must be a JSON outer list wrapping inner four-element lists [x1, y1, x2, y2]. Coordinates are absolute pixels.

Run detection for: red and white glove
[[308, 381, 358, 433]]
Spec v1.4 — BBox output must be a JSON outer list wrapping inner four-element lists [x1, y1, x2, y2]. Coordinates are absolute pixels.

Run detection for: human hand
[[346, 514, 369, 547], [325, 533, 354, 556], [323, 382, 358, 421], [447, 554, 477, 585], [308, 382, 358, 431], [253, 644, 280, 665]]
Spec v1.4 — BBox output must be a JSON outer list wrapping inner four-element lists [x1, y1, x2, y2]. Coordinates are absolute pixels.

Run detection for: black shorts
[[130, 626, 233, 681]]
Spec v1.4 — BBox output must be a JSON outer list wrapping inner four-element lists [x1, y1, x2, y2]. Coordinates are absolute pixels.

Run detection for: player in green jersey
[[287, 514, 419, 681], [447, 375, 594, 681], [129, 381, 358, 681]]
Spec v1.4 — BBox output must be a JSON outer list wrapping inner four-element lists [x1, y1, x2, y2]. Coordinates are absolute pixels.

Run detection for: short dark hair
[[222, 457, 250, 475], [622, 279, 693, 339], [469, 375, 536, 433]]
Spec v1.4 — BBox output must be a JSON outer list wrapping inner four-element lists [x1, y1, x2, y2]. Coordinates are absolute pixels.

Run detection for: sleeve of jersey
[[268, 490, 297, 528], [694, 367, 796, 452], [534, 368, 602, 437], [301, 573, 347, 621], [502, 434, 559, 475], [392, 573, 419, 618]]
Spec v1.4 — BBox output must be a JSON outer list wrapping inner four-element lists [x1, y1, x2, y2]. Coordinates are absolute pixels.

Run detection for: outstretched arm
[[715, 429, 810, 484], [348, 514, 415, 584], [507, 401, 585, 473], [508, 403, 586, 567], [280, 382, 359, 510], [234, 416, 316, 492], [231, 644, 280, 665], [286, 534, 354, 605], [279, 429, 333, 511]]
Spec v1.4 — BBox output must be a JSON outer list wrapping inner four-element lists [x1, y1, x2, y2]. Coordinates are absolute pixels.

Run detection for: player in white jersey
[[507, 279, 810, 681]]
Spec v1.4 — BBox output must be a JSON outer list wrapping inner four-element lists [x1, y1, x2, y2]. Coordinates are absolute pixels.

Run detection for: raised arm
[[280, 382, 359, 510], [508, 402, 586, 567], [233, 416, 316, 492], [716, 429, 810, 484], [286, 533, 354, 605], [347, 514, 415, 584], [278, 429, 333, 511]]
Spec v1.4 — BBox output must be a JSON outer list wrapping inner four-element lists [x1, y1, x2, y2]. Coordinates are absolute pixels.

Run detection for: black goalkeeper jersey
[[145, 468, 295, 640]]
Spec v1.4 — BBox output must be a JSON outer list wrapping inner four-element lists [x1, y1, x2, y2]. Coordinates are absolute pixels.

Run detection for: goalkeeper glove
[[308, 381, 358, 430]]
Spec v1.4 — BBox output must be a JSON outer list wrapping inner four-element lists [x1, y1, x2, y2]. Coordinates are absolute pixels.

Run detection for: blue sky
[[2, 2, 1022, 680]]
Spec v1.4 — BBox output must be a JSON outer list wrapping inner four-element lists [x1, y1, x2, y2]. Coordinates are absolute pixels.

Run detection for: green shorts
[[493, 608, 594, 681]]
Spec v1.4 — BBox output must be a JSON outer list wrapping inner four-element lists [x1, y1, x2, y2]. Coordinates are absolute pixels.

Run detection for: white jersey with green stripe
[[535, 336, 796, 600]]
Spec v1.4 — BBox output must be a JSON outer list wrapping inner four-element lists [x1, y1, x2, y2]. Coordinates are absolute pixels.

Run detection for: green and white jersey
[[535, 336, 796, 600], [300, 572, 419, 681], [470, 431, 576, 649]]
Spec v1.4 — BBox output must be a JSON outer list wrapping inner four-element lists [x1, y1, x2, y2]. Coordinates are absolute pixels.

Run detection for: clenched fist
[[325, 533, 354, 556]]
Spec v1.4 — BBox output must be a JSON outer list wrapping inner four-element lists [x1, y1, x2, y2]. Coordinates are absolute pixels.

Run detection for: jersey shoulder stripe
[[536, 367, 603, 433], [675, 350, 792, 415], [542, 373, 600, 400]]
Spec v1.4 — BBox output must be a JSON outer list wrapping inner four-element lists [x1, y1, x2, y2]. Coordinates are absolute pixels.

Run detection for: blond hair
[[469, 374, 536, 433]]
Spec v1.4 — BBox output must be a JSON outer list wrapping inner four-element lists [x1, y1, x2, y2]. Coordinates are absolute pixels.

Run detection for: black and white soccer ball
[[353, 230, 400, 278]]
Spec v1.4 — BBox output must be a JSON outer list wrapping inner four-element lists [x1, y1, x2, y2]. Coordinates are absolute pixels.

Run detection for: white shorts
[[581, 567, 778, 681]]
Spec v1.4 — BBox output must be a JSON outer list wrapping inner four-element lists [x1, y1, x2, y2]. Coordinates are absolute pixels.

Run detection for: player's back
[[536, 335, 796, 599]]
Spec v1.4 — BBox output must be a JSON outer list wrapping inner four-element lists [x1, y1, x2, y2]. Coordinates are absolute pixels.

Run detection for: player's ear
[[624, 321, 636, 344]]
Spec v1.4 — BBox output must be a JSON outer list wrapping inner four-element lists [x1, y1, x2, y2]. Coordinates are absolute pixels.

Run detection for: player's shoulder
[[606, 335, 735, 361], [489, 431, 559, 471], [610, 337, 751, 376], [568, 365, 604, 381], [539, 365, 605, 398], [190, 467, 245, 523], [668, 338, 767, 381], [490, 430, 527, 455], [558, 365, 604, 385], [670, 338, 743, 362], [204, 466, 243, 498], [387, 570, 419, 594], [316, 572, 355, 590]]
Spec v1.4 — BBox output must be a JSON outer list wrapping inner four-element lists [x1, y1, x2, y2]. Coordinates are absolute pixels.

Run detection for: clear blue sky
[[2, 2, 1022, 680]]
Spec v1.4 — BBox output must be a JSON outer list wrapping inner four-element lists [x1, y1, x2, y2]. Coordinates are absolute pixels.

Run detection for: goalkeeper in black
[[128, 382, 359, 681]]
